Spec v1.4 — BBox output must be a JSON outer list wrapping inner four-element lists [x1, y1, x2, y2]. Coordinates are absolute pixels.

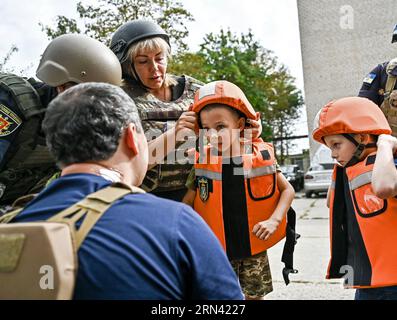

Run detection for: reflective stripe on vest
[[195, 164, 276, 181], [348, 171, 372, 191]]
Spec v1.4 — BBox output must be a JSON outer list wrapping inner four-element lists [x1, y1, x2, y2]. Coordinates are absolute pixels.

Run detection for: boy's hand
[[246, 112, 262, 139], [377, 134, 397, 154], [252, 218, 280, 241]]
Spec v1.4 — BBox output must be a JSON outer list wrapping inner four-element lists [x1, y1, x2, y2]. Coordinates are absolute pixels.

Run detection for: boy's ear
[[358, 133, 371, 144], [125, 124, 138, 156], [238, 117, 246, 131]]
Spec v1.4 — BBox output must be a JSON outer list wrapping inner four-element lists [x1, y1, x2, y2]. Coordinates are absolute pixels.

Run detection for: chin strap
[[343, 134, 377, 167], [122, 62, 151, 91]]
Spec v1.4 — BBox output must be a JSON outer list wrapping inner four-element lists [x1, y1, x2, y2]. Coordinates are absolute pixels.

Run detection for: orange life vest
[[327, 153, 397, 288], [193, 140, 286, 260]]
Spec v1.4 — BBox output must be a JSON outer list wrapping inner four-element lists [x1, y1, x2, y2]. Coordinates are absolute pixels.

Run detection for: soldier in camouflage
[[359, 24, 397, 136], [0, 34, 122, 213], [110, 20, 203, 201]]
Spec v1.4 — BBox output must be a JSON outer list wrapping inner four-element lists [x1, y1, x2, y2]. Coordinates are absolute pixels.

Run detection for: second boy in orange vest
[[313, 97, 397, 300]]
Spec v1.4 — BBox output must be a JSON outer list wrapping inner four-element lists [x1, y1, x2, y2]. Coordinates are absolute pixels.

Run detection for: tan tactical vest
[[0, 183, 144, 299], [123, 75, 203, 193], [380, 58, 397, 137]]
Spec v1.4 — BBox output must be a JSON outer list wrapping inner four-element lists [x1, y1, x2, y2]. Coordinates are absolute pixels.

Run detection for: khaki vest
[[123, 75, 203, 193], [0, 183, 144, 299], [380, 59, 397, 137]]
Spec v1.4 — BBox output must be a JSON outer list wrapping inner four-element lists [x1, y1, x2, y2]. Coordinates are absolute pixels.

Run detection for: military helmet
[[192, 81, 257, 120], [312, 97, 391, 144], [110, 20, 170, 64], [36, 34, 122, 87]]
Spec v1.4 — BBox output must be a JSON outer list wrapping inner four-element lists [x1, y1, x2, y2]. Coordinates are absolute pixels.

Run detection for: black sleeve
[[358, 64, 385, 106]]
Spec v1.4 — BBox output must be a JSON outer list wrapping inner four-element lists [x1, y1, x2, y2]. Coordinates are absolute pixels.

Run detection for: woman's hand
[[175, 111, 198, 140], [246, 112, 263, 139]]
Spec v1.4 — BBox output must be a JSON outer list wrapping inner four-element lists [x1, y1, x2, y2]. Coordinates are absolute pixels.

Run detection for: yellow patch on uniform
[[363, 73, 376, 85], [0, 104, 22, 137]]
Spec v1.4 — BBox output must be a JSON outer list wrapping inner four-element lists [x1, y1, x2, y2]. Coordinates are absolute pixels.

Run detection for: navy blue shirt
[[13, 174, 243, 300], [358, 62, 396, 106]]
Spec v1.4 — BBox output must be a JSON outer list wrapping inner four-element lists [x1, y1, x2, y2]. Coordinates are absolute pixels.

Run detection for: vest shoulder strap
[[183, 74, 204, 90], [0, 73, 45, 119], [1, 183, 145, 250], [47, 182, 145, 250], [385, 61, 397, 96]]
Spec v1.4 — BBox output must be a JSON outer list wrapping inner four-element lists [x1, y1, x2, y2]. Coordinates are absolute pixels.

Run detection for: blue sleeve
[[176, 205, 244, 300], [358, 64, 384, 106]]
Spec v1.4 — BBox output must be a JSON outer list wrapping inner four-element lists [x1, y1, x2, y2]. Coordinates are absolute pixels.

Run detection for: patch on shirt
[[198, 177, 209, 202], [0, 104, 22, 137], [363, 73, 376, 85]]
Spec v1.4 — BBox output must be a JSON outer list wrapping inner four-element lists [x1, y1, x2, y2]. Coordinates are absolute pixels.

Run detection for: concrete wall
[[297, 0, 397, 158]]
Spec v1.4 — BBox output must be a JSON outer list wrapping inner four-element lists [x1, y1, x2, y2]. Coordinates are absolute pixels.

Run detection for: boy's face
[[323, 134, 357, 167], [200, 105, 245, 156]]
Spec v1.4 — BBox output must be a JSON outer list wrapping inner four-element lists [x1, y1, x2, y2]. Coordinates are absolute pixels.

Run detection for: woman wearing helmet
[[313, 97, 397, 300], [110, 20, 263, 201], [110, 20, 203, 201]]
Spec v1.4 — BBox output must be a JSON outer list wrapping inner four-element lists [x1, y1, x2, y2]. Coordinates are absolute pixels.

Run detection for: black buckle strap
[[281, 207, 300, 285]]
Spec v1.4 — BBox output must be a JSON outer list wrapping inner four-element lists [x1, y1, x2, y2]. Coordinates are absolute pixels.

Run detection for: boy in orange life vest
[[313, 97, 397, 300], [182, 81, 295, 300]]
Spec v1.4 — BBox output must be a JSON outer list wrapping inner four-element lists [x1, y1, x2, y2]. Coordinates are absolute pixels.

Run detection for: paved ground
[[265, 193, 355, 300]]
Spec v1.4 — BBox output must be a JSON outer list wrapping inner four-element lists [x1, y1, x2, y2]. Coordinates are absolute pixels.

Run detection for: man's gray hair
[[42, 82, 142, 167]]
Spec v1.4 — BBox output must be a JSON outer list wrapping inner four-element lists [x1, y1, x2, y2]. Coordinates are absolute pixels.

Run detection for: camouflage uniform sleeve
[[358, 64, 385, 106], [185, 167, 196, 190]]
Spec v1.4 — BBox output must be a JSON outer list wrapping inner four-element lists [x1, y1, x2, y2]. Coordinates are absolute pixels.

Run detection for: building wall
[[297, 0, 397, 158]]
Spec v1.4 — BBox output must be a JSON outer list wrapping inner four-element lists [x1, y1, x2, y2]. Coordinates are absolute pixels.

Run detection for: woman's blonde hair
[[122, 37, 177, 87]]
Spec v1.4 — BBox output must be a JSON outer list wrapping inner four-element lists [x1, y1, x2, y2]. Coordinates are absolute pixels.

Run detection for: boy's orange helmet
[[191, 80, 257, 120], [312, 97, 392, 144]]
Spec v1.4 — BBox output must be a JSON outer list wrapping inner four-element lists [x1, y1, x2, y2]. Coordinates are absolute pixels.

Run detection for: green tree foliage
[[40, 0, 194, 51], [0, 45, 33, 75], [170, 29, 303, 161], [0, 45, 18, 72]]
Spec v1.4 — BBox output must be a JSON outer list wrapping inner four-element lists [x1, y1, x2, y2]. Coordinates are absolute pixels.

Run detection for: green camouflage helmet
[[36, 34, 122, 87]]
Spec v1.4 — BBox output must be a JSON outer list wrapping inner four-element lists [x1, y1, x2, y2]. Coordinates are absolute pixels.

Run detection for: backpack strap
[[385, 61, 397, 98], [385, 74, 397, 98], [0, 207, 23, 224], [47, 183, 145, 250], [0, 183, 145, 250]]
